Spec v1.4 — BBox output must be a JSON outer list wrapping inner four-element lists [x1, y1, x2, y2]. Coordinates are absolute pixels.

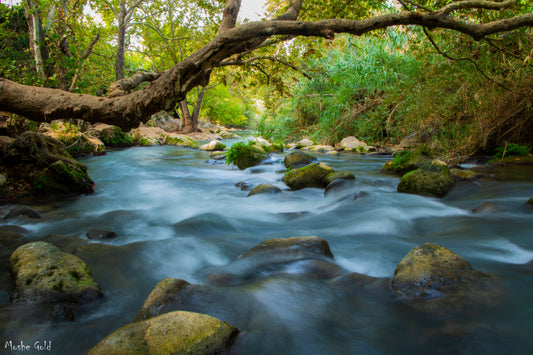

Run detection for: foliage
[[200, 85, 250, 127], [225, 141, 250, 166], [493, 143, 531, 159], [392, 151, 414, 170]]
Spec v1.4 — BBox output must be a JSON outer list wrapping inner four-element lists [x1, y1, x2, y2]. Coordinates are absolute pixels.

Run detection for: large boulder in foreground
[[9, 241, 102, 303], [1, 132, 94, 200], [397, 159, 456, 198], [284, 151, 317, 169], [89, 311, 239, 355], [391, 243, 505, 314], [283, 162, 335, 190]]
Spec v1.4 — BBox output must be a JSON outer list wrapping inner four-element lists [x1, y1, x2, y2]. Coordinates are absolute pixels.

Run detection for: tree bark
[[115, 0, 127, 81], [2, 1, 532, 130], [25, 0, 49, 80]]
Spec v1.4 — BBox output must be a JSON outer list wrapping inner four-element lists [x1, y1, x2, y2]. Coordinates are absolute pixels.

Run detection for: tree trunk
[[2, 2, 532, 130], [25, 0, 49, 80], [179, 99, 194, 133], [115, 1, 127, 81]]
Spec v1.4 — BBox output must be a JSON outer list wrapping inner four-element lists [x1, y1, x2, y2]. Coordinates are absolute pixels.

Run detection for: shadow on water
[[1, 145, 533, 354]]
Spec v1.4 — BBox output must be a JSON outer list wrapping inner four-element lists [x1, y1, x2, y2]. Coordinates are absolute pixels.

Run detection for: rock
[[250, 137, 271, 146], [283, 162, 335, 190], [165, 133, 199, 148], [391, 243, 505, 314], [9, 241, 102, 303], [33, 160, 95, 195], [450, 168, 484, 181], [147, 111, 181, 132], [4, 206, 41, 219], [41, 234, 91, 254], [397, 159, 456, 198], [0, 231, 29, 252], [135, 278, 192, 321], [353, 191, 370, 200], [296, 138, 314, 149], [0, 135, 15, 147], [302, 144, 336, 152], [283, 151, 317, 169], [472, 202, 498, 214], [1, 132, 94, 199], [240, 236, 334, 259], [227, 142, 268, 170], [220, 131, 239, 139], [247, 184, 282, 197], [235, 182, 251, 191], [48, 304, 75, 322], [91, 125, 134, 148], [336, 136, 368, 152], [131, 126, 167, 145], [200, 140, 226, 151], [89, 311, 239, 355], [379, 151, 431, 176], [86, 230, 118, 240], [329, 272, 391, 296], [324, 179, 355, 198], [324, 171, 355, 185], [39, 121, 105, 157]]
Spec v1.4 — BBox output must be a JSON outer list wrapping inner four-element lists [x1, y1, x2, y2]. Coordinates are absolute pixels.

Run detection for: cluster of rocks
[[83, 236, 506, 353]]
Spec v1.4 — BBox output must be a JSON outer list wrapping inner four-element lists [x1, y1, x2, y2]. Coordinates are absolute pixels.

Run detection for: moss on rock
[[247, 183, 282, 197], [283, 162, 335, 190], [380, 150, 430, 176], [324, 171, 355, 185], [391, 243, 505, 314], [9, 241, 102, 303], [397, 159, 455, 198], [283, 151, 317, 169], [226, 142, 268, 170], [89, 311, 239, 355], [33, 160, 94, 195]]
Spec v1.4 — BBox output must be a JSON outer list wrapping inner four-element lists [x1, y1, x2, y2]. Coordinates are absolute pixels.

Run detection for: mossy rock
[[391, 243, 505, 314], [99, 126, 134, 147], [9, 241, 102, 303], [397, 160, 456, 198], [324, 171, 355, 185], [380, 151, 430, 176], [450, 168, 484, 181], [283, 151, 317, 169], [135, 278, 192, 322], [33, 160, 94, 195], [200, 140, 226, 151], [247, 183, 282, 197], [89, 311, 239, 355], [240, 236, 334, 259], [526, 197, 533, 208], [226, 143, 268, 170], [283, 162, 334, 190], [165, 135, 199, 149]]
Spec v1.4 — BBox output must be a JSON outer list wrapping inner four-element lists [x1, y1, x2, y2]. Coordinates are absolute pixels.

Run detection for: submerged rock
[[9, 241, 102, 303], [283, 162, 335, 190], [3, 206, 41, 219], [324, 171, 355, 185], [283, 151, 317, 169], [526, 197, 533, 208], [391, 243, 505, 314], [135, 278, 193, 321], [324, 179, 356, 198], [89, 311, 239, 355], [450, 168, 484, 181], [240, 236, 334, 259], [472, 201, 498, 214], [86, 230, 118, 240], [397, 159, 456, 198], [247, 184, 282, 197]]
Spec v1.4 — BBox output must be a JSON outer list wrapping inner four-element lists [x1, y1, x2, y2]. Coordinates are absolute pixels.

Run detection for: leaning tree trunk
[[1, 0, 532, 131], [179, 99, 194, 133]]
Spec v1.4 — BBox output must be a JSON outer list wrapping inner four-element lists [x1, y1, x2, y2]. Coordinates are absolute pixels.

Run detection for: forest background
[[1, 0, 532, 162]]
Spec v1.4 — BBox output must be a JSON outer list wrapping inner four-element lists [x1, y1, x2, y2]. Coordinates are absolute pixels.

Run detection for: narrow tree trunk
[[179, 99, 194, 133], [115, 0, 127, 81], [25, 0, 49, 80]]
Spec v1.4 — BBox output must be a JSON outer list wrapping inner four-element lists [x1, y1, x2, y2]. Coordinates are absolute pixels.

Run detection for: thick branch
[[108, 71, 161, 97], [439, 0, 519, 14], [217, 0, 241, 34]]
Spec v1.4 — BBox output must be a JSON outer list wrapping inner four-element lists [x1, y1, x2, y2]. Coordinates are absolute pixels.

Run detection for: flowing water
[[1, 138, 533, 354]]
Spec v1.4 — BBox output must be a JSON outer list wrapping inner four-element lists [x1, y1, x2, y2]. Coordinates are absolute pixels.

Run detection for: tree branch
[[439, 0, 520, 14], [217, 0, 242, 34], [108, 71, 161, 97], [218, 56, 311, 79]]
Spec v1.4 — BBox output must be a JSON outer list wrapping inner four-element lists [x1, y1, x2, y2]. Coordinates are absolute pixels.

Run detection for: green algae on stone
[[397, 159, 455, 198], [283, 162, 335, 190], [9, 241, 102, 303], [89, 311, 239, 355], [391, 243, 505, 315], [324, 171, 355, 185]]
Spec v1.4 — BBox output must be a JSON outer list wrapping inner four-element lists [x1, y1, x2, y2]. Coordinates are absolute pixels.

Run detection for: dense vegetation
[[1, 1, 532, 160]]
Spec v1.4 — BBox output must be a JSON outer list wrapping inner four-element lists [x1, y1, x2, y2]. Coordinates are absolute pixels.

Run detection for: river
[[1, 138, 533, 354]]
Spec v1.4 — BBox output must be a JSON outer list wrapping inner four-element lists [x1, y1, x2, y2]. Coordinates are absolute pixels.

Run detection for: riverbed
[[1, 140, 533, 354]]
